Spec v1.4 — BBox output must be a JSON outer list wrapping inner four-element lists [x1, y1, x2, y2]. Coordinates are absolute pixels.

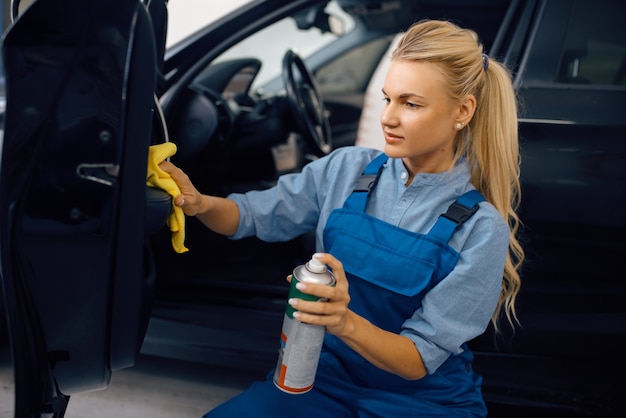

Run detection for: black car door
[[0, 0, 170, 416], [471, 0, 626, 415]]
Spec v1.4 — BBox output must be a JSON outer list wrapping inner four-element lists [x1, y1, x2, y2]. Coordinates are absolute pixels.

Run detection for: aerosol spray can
[[273, 255, 336, 394]]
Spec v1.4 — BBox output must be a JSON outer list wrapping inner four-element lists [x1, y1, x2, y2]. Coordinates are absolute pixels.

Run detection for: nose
[[380, 101, 398, 127]]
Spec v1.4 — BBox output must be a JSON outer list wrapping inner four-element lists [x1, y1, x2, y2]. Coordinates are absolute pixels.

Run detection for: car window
[[315, 37, 391, 95], [523, 0, 626, 87], [556, 1, 626, 85], [212, 1, 355, 90], [166, 0, 255, 48], [516, 0, 625, 125]]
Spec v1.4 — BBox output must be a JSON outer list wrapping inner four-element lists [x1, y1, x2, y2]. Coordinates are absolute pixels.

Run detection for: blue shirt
[[228, 146, 508, 373]]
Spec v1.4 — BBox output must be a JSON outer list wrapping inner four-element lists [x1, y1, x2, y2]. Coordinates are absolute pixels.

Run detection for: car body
[[0, 0, 624, 417]]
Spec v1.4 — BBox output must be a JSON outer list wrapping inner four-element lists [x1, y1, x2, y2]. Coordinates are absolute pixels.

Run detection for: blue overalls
[[206, 154, 488, 417]]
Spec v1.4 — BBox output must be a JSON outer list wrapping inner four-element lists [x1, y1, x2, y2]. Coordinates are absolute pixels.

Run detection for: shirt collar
[[390, 158, 470, 187]]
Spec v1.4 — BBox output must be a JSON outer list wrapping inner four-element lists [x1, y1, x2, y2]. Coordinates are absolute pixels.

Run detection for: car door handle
[[76, 163, 119, 186]]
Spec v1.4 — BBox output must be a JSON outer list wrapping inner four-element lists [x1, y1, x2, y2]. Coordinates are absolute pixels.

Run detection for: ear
[[456, 94, 477, 125]]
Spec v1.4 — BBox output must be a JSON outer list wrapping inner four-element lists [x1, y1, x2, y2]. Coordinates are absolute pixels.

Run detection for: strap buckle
[[353, 174, 378, 193], [442, 201, 479, 225]]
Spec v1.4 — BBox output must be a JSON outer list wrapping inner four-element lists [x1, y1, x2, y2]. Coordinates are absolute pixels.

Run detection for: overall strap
[[429, 189, 486, 243], [343, 153, 388, 212]]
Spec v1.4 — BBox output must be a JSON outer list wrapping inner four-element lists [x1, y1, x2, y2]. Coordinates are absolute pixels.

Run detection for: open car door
[[0, 0, 170, 416]]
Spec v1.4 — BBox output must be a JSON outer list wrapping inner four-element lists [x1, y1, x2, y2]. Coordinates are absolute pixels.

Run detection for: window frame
[[512, 0, 626, 126]]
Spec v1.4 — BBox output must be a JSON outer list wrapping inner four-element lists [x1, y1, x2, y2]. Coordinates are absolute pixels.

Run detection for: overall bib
[[206, 154, 488, 418]]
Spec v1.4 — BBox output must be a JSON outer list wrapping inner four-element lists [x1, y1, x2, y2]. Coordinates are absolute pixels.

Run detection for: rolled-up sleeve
[[227, 147, 380, 243], [228, 170, 322, 242], [400, 210, 509, 374]]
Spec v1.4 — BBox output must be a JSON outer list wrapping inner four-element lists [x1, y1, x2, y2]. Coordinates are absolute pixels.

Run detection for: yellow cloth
[[146, 142, 189, 253]]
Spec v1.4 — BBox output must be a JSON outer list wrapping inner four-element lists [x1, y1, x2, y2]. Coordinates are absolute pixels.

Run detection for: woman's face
[[381, 59, 463, 176]]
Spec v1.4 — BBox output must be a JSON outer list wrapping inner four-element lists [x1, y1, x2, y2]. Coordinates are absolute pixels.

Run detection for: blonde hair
[[393, 20, 524, 333]]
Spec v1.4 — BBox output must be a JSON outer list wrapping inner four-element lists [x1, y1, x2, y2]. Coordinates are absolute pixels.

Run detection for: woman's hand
[[289, 252, 427, 380], [288, 253, 354, 337], [158, 160, 240, 236], [158, 160, 204, 216]]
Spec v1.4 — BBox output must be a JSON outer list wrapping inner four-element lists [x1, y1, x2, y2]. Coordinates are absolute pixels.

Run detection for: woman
[[161, 19, 523, 417]]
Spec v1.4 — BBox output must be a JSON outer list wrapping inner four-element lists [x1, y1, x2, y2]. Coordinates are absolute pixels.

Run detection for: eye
[[406, 102, 420, 109], [382, 97, 390, 104]]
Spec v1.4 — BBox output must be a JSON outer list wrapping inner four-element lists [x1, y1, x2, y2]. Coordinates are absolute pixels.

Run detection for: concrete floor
[[0, 346, 262, 418]]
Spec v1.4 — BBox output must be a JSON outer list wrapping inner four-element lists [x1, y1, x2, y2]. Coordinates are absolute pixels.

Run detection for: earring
[[455, 122, 463, 130]]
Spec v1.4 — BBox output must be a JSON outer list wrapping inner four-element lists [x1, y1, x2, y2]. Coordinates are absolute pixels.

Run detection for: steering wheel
[[282, 50, 332, 155]]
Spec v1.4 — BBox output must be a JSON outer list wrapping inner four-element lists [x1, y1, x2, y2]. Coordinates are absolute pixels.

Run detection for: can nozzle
[[306, 256, 326, 273]]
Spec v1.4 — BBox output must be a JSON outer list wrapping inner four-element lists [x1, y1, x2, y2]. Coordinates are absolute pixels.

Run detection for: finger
[[158, 160, 177, 174], [294, 281, 336, 300], [290, 298, 335, 316], [292, 311, 326, 326], [311, 253, 348, 293], [313, 252, 344, 275], [160, 160, 190, 186], [291, 302, 345, 328]]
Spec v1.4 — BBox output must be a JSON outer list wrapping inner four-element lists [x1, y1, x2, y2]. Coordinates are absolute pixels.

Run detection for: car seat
[[354, 33, 402, 150]]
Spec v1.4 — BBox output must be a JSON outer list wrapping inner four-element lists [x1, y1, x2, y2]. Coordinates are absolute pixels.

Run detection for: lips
[[384, 131, 403, 144]]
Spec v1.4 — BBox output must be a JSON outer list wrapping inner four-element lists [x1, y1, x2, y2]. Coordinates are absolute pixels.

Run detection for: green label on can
[[285, 277, 320, 318]]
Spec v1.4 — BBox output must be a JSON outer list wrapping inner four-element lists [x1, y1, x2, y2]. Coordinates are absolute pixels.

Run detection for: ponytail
[[394, 20, 524, 333], [470, 59, 523, 332]]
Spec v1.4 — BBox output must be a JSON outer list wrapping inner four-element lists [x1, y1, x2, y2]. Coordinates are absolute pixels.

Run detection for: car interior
[[149, 0, 512, 320]]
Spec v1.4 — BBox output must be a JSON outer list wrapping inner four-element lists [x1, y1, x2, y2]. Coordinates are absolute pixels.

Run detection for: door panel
[[0, 0, 166, 415]]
